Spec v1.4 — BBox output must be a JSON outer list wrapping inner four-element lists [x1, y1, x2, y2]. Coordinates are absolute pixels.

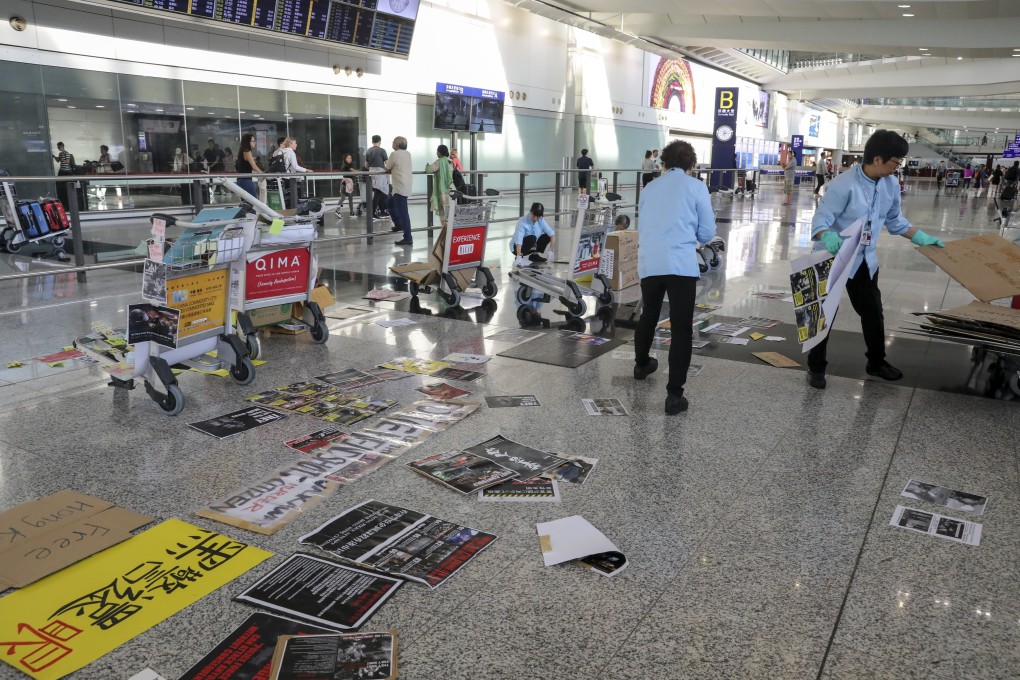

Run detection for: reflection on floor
[[0, 179, 1017, 679]]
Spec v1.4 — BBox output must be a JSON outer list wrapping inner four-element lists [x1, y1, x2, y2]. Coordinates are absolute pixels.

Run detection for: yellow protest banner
[[166, 268, 229, 339], [0, 519, 271, 680]]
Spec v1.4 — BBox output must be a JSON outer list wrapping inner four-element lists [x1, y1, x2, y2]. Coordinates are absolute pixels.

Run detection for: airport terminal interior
[[0, 1, 1019, 679]]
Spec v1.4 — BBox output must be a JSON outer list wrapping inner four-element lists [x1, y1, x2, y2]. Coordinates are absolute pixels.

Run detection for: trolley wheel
[[0, 227, 12, 251], [709, 255, 721, 268], [441, 287, 461, 307], [5, 236, 21, 254], [597, 288, 614, 306], [1010, 370, 1020, 398], [698, 260, 708, 273], [51, 235, 66, 248], [481, 281, 498, 298], [410, 281, 420, 297], [517, 305, 537, 326], [567, 297, 588, 317], [160, 384, 185, 416], [310, 319, 329, 344], [230, 356, 256, 385], [515, 285, 533, 305], [245, 333, 261, 360]]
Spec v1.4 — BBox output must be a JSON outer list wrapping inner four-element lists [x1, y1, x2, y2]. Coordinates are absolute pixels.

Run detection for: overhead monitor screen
[[106, 0, 418, 57], [434, 83, 505, 134]]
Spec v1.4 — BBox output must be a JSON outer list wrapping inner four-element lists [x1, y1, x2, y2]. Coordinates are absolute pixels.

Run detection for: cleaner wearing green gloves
[[807, 130, 944, 389]]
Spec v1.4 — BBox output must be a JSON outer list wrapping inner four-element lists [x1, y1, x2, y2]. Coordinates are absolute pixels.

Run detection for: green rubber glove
[[818, 230, 843, 255], [910, 230, 944, 248]]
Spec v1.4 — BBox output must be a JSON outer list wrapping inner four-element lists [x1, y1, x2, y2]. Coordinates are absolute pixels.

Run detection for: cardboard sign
[[917, 234, 1020, 301], [933, 300, 1020, 331], [245, 247, 311, 300], [0, 519, 270, 680], [0, 490, 154, 590], [752, 351, 801, 368]]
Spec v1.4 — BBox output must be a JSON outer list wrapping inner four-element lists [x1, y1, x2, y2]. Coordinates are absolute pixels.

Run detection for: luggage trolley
[[74, 213, 256, 416], [392, 189, 500, 307], [509, 193, 614, 322], [216, 177, 330, 359], [944, 171, 961, 194], [0, 177, 72, 260]]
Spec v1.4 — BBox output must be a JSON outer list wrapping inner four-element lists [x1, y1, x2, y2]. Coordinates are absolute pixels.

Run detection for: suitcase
[[41, 200, 62, 231], [17, 203, 39, 238], [29, 201, 50, 235], [43, 199, 70, 230]]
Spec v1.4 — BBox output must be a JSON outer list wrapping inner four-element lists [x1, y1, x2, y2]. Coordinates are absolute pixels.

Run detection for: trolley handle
[[449, 188, 501, 202], [154, 216, 246, 230]]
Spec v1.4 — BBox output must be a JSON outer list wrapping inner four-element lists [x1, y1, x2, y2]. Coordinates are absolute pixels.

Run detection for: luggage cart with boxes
[[73, 212, 255, 416], [217, 178, 330, 359], [389, 189, 500, 308]]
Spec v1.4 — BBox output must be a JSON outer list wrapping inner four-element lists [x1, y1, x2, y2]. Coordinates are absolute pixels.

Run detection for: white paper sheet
[[536, 515, 619, 567]]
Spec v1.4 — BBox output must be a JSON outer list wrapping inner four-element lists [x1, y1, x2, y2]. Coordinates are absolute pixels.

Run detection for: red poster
[[245, 247, 310, 301], [447, 225, 486, 267]]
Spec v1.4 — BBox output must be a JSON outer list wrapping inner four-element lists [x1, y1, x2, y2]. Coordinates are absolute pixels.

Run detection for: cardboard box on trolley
[[604, 230, 639, 291], [389, 227, 477, 290]]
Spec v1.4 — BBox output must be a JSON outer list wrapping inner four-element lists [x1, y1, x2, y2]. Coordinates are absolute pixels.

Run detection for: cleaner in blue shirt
[[807, 129, 944, 389], [632, 139, 717, 415]]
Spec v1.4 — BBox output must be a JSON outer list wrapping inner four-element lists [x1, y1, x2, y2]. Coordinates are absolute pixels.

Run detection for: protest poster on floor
[[890, 505, 982, 546], [284, 427, 350, 454], [0, 520, 271, 680], [431, 366, 486, 381], [269, 631, 397, 680], [417, 382, 471, 401], [484, 395, 540, 408], [702, 322, 750, 338], [189, 406, 287, 439], [790, 218, 864, 351], [378, 357, 451, 375], [478, 477, 561, 503], [179, 612, 330, 680], [463, 434, 565, 480], [536, 515, 627, 577], [235, 554, 403, 630], [408, 450, 517, 494], [540, 456, 597, 485], [901, 480, 988, 516], [582, 398, 630, 416], [299, 499, 497, 589]]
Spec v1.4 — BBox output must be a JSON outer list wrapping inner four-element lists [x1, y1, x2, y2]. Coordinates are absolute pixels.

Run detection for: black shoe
[[807, 371, 826, 389], [390, 226, 402, 232], [866, 361, 903, 381], [665, 394, 688, 415], [394, 240, 413, 246], [633, 357, 658, 380], [529, 252, 548, 263]]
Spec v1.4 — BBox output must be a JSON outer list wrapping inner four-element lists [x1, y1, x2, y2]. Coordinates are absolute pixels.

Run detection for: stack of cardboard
[[603, 230, 639, 291], [389, 227, 477, 290], [906, 301, 1020, 351]]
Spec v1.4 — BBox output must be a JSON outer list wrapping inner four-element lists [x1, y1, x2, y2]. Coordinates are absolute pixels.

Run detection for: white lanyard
[[855, 166, 881, 247]]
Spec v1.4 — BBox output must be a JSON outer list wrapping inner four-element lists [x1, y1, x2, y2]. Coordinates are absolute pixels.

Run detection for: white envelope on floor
[[536, 515, 618, 567]]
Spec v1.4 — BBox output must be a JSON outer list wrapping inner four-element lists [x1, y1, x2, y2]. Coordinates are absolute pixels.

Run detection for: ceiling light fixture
[[957, 56, 963, 60], [898, 4, 910, 7], [902, 13, 914, 17]]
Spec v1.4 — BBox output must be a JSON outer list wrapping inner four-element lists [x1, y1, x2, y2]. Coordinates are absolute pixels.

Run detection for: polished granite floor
[[0, 178, 1017, 679]]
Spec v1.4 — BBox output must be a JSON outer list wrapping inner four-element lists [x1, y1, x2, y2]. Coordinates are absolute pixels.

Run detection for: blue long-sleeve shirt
[[811, 164, 911, 277], [637, 169, 717, 278], [509, 214, 555, 250]]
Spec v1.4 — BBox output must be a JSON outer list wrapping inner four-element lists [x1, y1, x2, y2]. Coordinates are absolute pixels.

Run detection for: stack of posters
[[789, 218, 864, 350], [246, 380, 398, 427], [269, 631, 397, 680], [298, 500, 497, 589], [235, 554, 403, 630], [316, 367, 409, 390], [408, 450, 517, 494], [0, 520, 270, 679], [284, 427, 350, 453], [478, 477, 561, 503], [463, 435, 565, 481], [198, 399, 480, 534], [180, 613, 330, 679], [536, 515, 628, 577], [902, 301, 1020, 352]]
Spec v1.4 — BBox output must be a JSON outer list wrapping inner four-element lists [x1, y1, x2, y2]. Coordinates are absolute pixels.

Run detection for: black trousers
[[633, 275, 697, 397], [642, 173, 654, 187], [814, 175, 825, 193], [510, 233, 551, 255], [807, 265, 886, 373]]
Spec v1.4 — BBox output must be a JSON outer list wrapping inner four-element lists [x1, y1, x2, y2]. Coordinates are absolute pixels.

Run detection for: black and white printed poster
[[408, 450, 517, 494], [189, 406, 287, 439], [299, 499, 498, 589], [901, 479, 989, 516], [484, 395, 541, 408], [141, 258, 167, 304], [179, 612, 330, 680], [269, 632, 397, 680], [234, 553, 404, 630], [463, 434, 564, 479], [478, 477, 561, 503], [127, 303, 180, 349]]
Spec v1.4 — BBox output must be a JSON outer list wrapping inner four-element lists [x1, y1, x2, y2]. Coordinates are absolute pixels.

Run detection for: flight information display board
[[110, 0, 418, 57]]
